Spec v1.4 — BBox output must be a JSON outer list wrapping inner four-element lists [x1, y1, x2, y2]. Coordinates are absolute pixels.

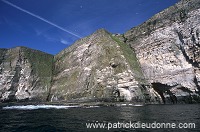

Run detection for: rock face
[[50, 29, 159, 103], [124, 0, 200, 103], [0, 47, 53, 102], [1, 0, 200, 104]]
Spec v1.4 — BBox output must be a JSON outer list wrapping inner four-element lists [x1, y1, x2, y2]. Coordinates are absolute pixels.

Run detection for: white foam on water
[[116, 104, 144, 107], [133, 104, 144, 107], [85, 106, 100, 108], [2, 104, 80, 110]]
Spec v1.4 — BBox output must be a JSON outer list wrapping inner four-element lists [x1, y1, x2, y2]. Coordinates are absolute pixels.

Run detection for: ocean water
[[0, 103, 199, 132]]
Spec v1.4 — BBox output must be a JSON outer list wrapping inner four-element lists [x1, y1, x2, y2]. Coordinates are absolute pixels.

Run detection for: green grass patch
[[110, 35, 146, 83], [23, 47, 54, 86]]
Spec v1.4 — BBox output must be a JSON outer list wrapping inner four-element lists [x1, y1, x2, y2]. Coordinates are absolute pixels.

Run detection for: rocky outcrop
[[1, 0, 200, 104], [0, 47, 53, 102], [124, 0, 200, 103], [50, 29, 160, 103]]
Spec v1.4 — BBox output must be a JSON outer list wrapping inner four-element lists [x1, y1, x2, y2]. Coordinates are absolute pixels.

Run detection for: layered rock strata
[[124, 0, 200, 103], [0, 47, 53, 102], [50, 29, 160, 103]]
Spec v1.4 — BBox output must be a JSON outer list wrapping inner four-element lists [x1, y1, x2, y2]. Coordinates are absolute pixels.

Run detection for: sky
[[0, 0, 178, 55]]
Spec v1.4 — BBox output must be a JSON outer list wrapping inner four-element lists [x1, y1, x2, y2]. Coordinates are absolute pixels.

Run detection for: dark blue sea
[[0, 103, 199, 132]]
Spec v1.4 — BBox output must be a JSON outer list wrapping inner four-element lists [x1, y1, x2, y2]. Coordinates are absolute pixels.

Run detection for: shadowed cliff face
[[0, 47, 53, 102], [50, 29, 160, 103], [124, 0, 200, 103]]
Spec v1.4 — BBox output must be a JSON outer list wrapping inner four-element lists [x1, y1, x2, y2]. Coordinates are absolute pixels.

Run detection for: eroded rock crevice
[[177, 31, 199, 68], [151, 82, 200, 104]]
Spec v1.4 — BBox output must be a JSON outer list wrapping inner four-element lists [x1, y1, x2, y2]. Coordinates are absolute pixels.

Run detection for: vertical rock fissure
[[194, 76, 200, 94], [176, 31, 200, 94], [8, 50, 23, 101], [177, 31, 199, 67], [46, 58, 54, 101]]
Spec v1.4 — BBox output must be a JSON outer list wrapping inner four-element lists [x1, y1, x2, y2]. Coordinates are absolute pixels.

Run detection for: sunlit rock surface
[[124, 0, 200, 103], [50, 29, 159, 103], [0, 47, 53, 102]]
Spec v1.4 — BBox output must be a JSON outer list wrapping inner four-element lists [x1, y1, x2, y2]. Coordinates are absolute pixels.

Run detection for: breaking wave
[[2, 105, 80, 110], [116, 104, 144, 107], [2, 103, 144, 110]]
